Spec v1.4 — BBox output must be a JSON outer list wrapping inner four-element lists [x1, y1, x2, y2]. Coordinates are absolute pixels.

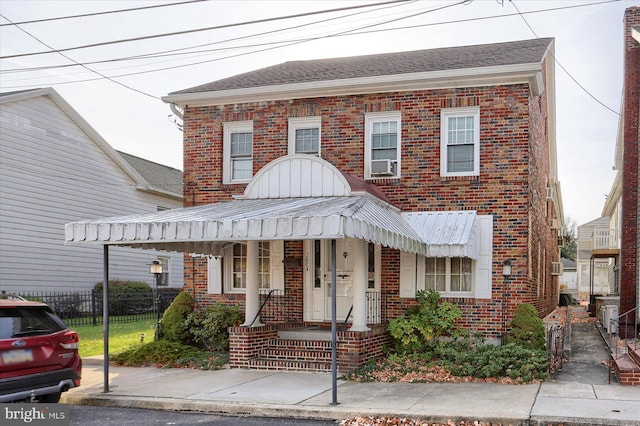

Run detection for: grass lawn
[[72, 318, 156, 358]]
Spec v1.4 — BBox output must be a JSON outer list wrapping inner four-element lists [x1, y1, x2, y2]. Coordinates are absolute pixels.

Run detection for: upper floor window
[[288, 117, 321, 156], [365, 111, 401, 179], [440, 107, 480, 177], [223, 121, 253, 184]]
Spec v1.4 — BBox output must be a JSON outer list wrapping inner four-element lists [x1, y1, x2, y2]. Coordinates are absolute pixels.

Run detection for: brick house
[[67, 38, 564, 372], [618, 7, 640, 339]]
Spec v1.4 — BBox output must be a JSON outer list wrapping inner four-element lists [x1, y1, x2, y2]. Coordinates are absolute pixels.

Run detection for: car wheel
[[38, 392, 61, 403]]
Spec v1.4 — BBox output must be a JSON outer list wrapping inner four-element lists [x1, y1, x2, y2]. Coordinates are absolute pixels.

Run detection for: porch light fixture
[[502, 259, 512, 277], [149, 260, 164, 340], [149, 260, 163, 276]]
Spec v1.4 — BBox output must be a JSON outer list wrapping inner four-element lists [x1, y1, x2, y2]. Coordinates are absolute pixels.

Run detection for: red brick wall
[[621, 7, 640, 337], [181, 79, 558, 338]]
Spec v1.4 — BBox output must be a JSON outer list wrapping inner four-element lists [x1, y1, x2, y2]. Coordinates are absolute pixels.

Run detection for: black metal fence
[[10, 289, 181, 327]]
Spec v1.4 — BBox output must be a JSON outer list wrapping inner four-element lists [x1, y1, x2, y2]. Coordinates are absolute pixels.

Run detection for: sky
[[0, 0, 635, 227]]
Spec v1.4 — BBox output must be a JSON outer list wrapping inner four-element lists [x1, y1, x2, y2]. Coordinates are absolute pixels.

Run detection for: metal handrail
[[608, 305, 639, 381], [247, 289, 276, 327]]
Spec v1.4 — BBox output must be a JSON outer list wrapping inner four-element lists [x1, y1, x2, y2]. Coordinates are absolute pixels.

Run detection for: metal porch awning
[[402, 210, 479, 259], [65, 195, 428, 256]]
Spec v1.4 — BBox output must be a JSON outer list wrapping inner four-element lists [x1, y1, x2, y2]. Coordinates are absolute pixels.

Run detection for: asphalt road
[[67, 404, 338, 425]]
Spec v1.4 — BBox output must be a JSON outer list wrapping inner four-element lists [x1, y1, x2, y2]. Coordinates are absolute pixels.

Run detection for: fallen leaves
[[340, 417, 507, 425]]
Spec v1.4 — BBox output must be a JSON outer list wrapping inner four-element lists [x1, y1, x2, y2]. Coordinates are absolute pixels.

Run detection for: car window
[[0, 307, 66, 339]]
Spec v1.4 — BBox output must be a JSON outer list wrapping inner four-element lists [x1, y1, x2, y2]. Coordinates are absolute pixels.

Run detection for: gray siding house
[[0, 88, 184, 292]]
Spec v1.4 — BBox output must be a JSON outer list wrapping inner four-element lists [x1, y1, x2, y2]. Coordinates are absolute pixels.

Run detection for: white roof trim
[[402, 210, 479, 259], [162, 64, 543, 107]]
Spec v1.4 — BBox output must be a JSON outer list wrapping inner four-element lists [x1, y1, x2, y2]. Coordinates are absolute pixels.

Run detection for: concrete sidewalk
[[63, 320, 640, 425]]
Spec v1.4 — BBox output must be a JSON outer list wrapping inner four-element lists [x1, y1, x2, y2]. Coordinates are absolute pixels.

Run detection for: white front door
[[304, 239, 354, 322]]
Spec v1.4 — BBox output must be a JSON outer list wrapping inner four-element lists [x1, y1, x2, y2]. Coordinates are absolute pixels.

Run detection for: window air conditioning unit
[[551, 219, 560, 229], [551, 261, 563, 276], [370, 159, 396, 176], [546, 186, 553, 200]]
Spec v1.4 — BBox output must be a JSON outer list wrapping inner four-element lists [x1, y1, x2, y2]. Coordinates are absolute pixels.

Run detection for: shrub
[[186, 304, 243, 351], [111, 340, 227, 370], [94, 280, 153, 315], [160, 291, 194, 344], [507, 303, 546, 351], [438, 343, 549, 382], [388, 289, 461, 354]]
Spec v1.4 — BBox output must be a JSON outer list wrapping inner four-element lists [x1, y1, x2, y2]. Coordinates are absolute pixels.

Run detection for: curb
[[64, 393, 531, 425]]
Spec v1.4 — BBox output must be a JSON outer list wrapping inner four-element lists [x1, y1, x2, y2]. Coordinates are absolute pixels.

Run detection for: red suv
[[0, 297, 82, 402]]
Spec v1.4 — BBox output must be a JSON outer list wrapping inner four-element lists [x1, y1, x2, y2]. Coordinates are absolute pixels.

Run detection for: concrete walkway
[[64, 321, 640, 425]]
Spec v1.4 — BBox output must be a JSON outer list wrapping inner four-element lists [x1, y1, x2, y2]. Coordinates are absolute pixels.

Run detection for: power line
[[1, 14, 158, 99], [0, 0, 209, 27], [0, 0, 411, 60], [1, 0, 469, 90], [0, 0, 618, 78], [1, 0, 420, 76], [509, 0, 621, 117]]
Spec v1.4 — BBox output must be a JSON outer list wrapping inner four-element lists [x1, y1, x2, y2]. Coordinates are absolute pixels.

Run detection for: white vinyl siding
[[223, 121, 253, 184], [0, 94, 184, 292], [440, 107, 480, 177], [288, 117, 321, 156], [365, 111, 401, 178]]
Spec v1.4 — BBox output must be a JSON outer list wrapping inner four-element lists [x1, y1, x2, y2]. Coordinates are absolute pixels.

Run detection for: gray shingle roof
[[170, 38, 553, 95], [118, 151, 183, 198]]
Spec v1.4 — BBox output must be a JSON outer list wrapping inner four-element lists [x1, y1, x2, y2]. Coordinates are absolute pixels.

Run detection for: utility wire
[[0, 0, 209, 27], [0, 0, 618, 77], [2, 0, 420, 75], [0, 0, 411, 60], [1, 0, 469, 89], [509, 0, 621, 117], [1, 14, 158, 99]]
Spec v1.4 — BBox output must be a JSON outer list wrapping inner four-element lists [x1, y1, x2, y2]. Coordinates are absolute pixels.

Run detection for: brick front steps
[[248, 338, 334, 372], [612, 344, 640, 385]]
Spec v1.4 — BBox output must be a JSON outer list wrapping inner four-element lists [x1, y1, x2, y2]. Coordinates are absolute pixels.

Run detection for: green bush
[[507, 303, 546, 351], [94, 280, 153, 315], [186, 304, 243, 351], [438, 343, 549, 382], [160, 291, 194, 344], [111, 340, 227, 370], [388, 289, 461, 354]]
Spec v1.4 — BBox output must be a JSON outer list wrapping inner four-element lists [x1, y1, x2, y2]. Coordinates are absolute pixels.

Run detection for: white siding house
[[0, 88, 184, 292], [576, 217, 615, 301]]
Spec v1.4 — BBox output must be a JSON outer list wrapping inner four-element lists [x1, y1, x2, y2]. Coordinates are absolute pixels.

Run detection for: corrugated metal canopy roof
[[65, 195, 428, 256], [403, 210, 479, 259]]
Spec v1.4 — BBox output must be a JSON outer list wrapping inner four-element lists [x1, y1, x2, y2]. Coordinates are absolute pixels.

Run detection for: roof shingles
[[170, 38, 553, 95]]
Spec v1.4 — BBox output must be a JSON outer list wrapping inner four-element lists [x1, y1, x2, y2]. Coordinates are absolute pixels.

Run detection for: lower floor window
[[424, 257, 473, 293], [232, 242, 271, 290]]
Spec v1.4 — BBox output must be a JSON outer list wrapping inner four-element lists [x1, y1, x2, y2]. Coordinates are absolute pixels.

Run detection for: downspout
[[169, 103, 183, 121]]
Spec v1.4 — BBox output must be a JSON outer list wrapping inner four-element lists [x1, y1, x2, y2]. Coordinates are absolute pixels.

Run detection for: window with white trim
[[440, 107, 480, 177], [288, 117, 321, 156], [207, 240, 285, 294], [231, 242, 270, 290], [424, 257, 473, 294], [365, 111, 401, 178], [223, 121, 253, 183]]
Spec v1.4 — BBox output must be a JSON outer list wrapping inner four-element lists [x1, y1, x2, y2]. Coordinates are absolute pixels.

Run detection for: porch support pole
[[349, 238, 370, 332], [330, 239, 338, 405], [243, 240, 262, 326], [102, 245, 109, 394]]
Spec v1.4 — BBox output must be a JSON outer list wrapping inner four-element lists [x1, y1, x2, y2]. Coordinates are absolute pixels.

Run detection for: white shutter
[[270, 240, 285, 291], [474, 215, 493, 299], [399, 251, 417, 298], [207, 256, 222, 294]]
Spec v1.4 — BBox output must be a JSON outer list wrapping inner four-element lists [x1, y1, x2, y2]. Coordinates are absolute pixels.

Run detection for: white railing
[[592, 228, 618, 250]]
